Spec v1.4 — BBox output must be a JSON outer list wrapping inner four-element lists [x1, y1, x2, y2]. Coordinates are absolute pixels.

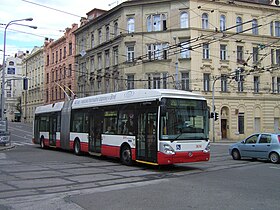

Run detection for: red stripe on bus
[[157, 151, 210, 165], [102, 145, 120, 157]]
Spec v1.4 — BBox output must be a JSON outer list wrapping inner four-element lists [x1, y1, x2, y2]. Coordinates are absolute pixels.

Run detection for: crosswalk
[[12, 141, 34, 146]]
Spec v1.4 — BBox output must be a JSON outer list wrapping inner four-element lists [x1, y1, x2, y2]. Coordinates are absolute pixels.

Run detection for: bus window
[[104, 111, 117, 134], [40, 116, 49, 131], [118, 110, 134, 135], [72, 112, 88, 133]]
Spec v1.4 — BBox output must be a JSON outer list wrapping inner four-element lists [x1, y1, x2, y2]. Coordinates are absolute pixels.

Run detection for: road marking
[[269, 166, 280, 170], [0, 153, 7, 159]]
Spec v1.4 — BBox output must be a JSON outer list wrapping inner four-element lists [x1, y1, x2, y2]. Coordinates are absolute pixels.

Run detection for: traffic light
[[23, 78, 28, 90], [214, 112, 219, 121]]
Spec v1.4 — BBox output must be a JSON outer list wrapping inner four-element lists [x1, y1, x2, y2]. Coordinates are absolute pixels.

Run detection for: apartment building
[[74, 0, 280, 141], [22, 47, 44, 123], [44, 23, 78, 104], [2, 52, 26, 122]]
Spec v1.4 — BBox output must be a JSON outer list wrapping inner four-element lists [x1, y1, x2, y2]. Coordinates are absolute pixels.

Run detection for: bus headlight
[[163, 144, 175, 155], [203, 142, 210, 153]]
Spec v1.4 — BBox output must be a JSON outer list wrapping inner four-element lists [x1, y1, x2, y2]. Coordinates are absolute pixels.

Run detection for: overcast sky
[[0, 0, 127, 62]]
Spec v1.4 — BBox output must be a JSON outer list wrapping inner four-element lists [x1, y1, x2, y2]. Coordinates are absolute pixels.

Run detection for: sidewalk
[[0, 143, 15, 151]]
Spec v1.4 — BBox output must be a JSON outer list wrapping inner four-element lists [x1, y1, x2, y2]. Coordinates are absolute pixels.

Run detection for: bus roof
[[72, 89, 205, 110], [34, 89, 206, 114], [35, 101, 64, 114]]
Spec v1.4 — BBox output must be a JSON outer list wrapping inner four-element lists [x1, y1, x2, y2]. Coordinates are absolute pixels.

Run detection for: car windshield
[[160, 98, 209, 141]]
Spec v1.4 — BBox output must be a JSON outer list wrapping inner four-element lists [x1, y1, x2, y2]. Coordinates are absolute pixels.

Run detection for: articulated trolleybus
[[33, 89, 210, 165]]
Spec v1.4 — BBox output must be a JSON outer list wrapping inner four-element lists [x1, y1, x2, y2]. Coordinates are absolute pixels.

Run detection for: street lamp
[[1, 18, 36, 121]]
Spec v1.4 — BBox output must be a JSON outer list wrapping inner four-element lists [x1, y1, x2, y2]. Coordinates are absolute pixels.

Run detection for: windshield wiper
[[171, 129, 183, 142]]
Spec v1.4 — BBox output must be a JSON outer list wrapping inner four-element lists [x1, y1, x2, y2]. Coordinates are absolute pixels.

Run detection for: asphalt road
[[0, 122, 279, 210]]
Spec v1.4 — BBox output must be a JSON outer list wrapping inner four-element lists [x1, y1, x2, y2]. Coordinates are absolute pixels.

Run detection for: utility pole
[[212, 76, 220, 143]]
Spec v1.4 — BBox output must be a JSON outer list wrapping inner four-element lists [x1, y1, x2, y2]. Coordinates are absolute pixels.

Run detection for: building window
[[221, 74, 228, 92], [114, 22, 118, 37], [202, 43, 210, 59], [270, 21, 274, 36], [105, 50, 110, 68], [55, 51, 58, 63], [90, 57, 95, 73], [237, 46, 244, 63], [106, 26, 110, 41], [127, 45, 135, 62], [69, 43, 72, 56], [238, 78, 244, 92], [98, 54, 102, 70], [147, 14, 167, 32], [113, 47, 118, 66], [69, 64, 72, 77], [220, 15, 226, 31], [236, 16, 242, 33], [253, 47, 259, 64], [59, 49, 62, 61], [238, 113, 245, 134], [180, 12, 189, 28], [252, 19, 258, 35], [275, 21, 280, 37], [127, 17, 135, 33], [180, 41, 190, 58], [52, 53, 54, 64], [127, 75, 134, 90], [98, 29, 102, 44], [272, 76, 280, 95], [277, 77, 280, 93], [64, 67, 66, 79], [276, 49, 280, 65], [254, 76, 260, 93], [91, 32, 95, 48], [271, 49, 274, 65], [202, 13, 209, 29], [63, 47, 66, 59], [147, 43, 168, 60], [46, 73, 49, 84], [220, 44, 227, 60], [181, 72, 190, 91], [47, 55, 49, 65], [203, 73, 210, 91]]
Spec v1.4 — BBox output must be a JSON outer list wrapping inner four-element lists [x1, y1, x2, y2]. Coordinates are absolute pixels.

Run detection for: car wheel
[[121, 145, 132, 165], [232, 149, 241, 160], [269, 152, 279, 164], [74, 139, 81, 156]]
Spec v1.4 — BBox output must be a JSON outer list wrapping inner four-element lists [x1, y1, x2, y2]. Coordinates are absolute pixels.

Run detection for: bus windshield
[[160, 98, 209, 141]]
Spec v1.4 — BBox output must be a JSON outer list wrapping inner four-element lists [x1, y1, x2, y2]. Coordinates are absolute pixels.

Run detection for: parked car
[[229, 133, 280, 164]]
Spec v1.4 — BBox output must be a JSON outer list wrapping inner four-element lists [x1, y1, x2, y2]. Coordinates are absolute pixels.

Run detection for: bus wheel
[[121, 145, 132, 166], [40, 138, 45, 149], [74, 140, 81, 156]]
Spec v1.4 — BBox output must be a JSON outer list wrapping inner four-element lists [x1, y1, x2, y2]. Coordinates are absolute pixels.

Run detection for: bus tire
[[40, 138, 45, 149], [121, 145, 132, 166], [74, 139, 81, 156]]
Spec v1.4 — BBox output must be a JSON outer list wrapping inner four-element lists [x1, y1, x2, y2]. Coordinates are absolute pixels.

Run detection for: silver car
[[229, 133, 280, 164]]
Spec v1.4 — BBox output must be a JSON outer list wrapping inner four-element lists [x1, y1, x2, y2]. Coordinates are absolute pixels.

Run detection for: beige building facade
[[22, 47, 45, 123], [74, 0, 280, 141]]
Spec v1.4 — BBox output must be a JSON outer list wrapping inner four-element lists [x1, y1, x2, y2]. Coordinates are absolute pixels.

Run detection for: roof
[[72, 89, 205, 109]]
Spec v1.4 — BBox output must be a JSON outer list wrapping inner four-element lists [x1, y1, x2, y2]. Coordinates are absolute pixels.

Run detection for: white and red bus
[[33, 89, 210, 165]]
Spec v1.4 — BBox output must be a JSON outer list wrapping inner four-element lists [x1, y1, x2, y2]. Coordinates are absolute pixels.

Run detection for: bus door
[[137, 107, 157, 163], [89, 111, 103, 153], [49, 115, 57, 146]]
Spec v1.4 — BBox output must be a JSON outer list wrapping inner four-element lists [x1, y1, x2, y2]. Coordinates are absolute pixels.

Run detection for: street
[[0, 122, 279, 210]]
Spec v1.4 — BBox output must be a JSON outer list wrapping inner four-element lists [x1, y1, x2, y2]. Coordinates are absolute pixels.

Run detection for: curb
[[0, 144, 15, 151]]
